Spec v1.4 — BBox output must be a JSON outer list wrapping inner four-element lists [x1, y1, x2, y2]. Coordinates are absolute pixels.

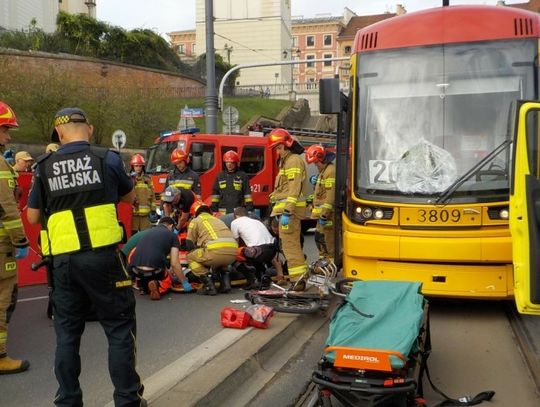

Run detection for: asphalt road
[[1, 234, 319, 407]]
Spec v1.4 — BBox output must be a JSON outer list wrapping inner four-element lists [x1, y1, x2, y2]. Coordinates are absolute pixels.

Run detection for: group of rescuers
[[124, 127, 337, 300], [0, 101, 335, 406]]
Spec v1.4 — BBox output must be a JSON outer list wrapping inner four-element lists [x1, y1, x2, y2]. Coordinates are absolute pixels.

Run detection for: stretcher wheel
[[334, 278, 361, 295], [249, 295, 321, 314]]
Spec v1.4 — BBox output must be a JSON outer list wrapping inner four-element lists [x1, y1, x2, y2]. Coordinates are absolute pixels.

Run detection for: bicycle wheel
[[334, 278, 362, 295], [249, 293, 321, 314]]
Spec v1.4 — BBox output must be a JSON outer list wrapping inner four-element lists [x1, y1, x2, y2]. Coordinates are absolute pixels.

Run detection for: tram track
[[505, 302, 540, 394], [295, 301, 540, 407]]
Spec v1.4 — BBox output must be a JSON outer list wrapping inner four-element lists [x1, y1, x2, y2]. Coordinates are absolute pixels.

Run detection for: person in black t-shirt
[[161, 185, 196, 232], [128, 217, 192, 300]]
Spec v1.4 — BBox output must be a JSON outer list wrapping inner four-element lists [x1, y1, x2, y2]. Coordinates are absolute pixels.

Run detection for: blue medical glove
[[15, 246, 29, 259], [318, 216, 327, 227], [309, 175, 318, 185], [182, 280, 193, 292], [173, 228, 180, 236], [280, 213, 290, 226]]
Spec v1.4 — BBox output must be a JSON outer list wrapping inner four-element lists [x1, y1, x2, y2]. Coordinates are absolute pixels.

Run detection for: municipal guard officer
[[305, 144, 336, 261], [210, 150, 253, 214], [26, 107, 145, 407], [0, 101, 30, 375], [268, 128, 308, 281], [165, 148, 201, 199]]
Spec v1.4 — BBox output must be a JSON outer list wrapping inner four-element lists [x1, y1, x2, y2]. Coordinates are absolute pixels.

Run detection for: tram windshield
[[355, 39, 537, 202]]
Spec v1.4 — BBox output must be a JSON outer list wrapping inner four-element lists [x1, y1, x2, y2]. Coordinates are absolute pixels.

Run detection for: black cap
[[51, 107, 89, 142]]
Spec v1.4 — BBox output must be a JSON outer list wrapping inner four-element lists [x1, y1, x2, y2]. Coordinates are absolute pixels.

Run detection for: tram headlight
[[499, 209, 509, 220], [361, 207, 373, 219], [374, 209, 384, 220], [350, 204, 394, 224]]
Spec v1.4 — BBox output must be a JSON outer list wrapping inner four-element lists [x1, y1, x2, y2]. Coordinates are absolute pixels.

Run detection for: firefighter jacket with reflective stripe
[[165, 167, 201, 198], [0, 155, 27, 248], [210, 169, 253, 214], [270, 150, 307, 217], [37, 146, 123, 255], [133, 174, 155, 215], [311, 163, 336, 220], [187, 213, 238, 250]]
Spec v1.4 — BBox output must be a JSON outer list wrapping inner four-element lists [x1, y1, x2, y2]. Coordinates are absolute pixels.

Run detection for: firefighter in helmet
[[185, 201, 238, 296], [210, 150, 253, 214], [130, 153, 156, 234], [305, 144, 336, 261], [0, 101, 30, 375], [165, 148, 201, 199], [268, 128, 308, 281]]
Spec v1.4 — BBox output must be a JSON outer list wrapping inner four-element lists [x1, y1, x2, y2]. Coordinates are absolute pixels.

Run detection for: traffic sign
[[222, 106, 239, 126], [181, 107, 205, 118], [112, 130, 126, 150]]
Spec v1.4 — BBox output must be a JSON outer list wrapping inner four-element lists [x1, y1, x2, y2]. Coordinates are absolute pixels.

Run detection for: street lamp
[[274, 72, 279, 87], [224, 43, 233, 64]]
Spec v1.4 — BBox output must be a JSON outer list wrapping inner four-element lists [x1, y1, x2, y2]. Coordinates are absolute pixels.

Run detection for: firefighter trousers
[[0, 244, 17, 357], [279, 214, 307, 278], [131, 214, 152, 233], [315, 223, 335, 260], [0, 276, 17, 357], [187, 247, 237, 276], [50, 248, 144, 407]]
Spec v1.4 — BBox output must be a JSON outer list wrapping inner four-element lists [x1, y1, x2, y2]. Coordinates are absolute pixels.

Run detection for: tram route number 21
[[369, 160, 397, 184]]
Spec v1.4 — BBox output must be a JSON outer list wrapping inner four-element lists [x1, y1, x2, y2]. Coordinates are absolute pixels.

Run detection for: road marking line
[[18, 295, 49, 302]]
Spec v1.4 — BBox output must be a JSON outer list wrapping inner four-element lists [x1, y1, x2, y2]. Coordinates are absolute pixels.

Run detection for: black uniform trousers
[[51, 247, 143, 407]]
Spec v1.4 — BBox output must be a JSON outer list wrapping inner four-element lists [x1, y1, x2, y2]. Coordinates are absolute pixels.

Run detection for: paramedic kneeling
[[26, 107, 145, 407], [128, 216, 192, 300]]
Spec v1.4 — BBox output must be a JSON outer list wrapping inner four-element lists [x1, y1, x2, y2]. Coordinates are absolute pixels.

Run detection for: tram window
[[239, 146, 265, 177], [526, 110, 540, 177]]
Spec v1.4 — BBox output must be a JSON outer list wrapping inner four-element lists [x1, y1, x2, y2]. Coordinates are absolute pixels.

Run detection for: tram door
[[510, 101, 540, 315]]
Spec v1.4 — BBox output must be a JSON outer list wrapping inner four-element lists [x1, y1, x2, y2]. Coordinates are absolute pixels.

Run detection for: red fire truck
[[145, 127, 336, 218]]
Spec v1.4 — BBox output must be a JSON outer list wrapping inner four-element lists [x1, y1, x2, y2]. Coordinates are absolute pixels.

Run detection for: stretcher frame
[[312, 301, 430, 407]]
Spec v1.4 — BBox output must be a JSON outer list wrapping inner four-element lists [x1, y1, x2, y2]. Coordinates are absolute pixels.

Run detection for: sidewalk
[[125, 311, 328, 406]]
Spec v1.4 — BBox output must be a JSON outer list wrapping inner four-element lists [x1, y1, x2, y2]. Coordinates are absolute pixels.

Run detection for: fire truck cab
[[146, 129, 276, 217]]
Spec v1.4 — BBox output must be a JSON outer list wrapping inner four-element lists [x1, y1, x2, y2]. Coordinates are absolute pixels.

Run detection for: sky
[[96, 0, 526, 36]]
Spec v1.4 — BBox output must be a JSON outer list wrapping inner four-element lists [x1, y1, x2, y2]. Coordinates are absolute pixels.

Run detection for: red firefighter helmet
[[130, 153, 145, 166], [170, 148, 190, 164], [223, 150, 240, 163], [0, 101, 19, 128], [305, 144, 326, 164], [268, 128, 294, 149], [190, 200, 208, 218]]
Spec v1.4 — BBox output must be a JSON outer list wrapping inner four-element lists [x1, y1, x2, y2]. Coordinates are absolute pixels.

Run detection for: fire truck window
[[190, 142, 215, 173], [240, 146, 264, 177]]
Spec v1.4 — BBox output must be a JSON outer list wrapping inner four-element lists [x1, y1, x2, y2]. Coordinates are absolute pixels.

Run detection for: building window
[[192, 43, 196, 54], [178, 44, 185, 54], [306, 55, 315, 67], [323, 53, 332, 67], [324, 34, 332, 46], [292, 36, 298, 48], [306, 36, 314, 47], [344, 46, 351, 55]]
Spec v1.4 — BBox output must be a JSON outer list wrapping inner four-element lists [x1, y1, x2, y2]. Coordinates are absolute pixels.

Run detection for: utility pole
[[205, 0, 218, 133], [224, 43, 233, 64]]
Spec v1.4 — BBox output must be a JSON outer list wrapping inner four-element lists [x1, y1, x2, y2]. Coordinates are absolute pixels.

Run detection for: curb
[[148, 310, 329, 406]]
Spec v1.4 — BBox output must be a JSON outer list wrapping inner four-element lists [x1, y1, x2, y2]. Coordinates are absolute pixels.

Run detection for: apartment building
[[193, 0, 292, 87], [0, 0, 58, 32], [167, 30, 197, 64], [0, 0, 95, 33]]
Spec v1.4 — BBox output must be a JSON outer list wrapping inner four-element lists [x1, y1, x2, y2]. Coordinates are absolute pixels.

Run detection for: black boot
[[197, 274, 217, 296], [219, 270, 232, 293], [241, 268, 260, 290]]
